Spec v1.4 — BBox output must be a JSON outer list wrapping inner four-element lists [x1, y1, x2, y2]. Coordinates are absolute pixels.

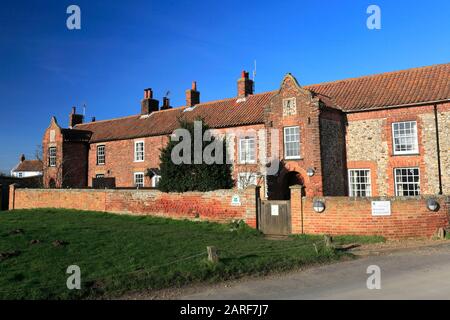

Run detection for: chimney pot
[[161, 97, 171, 110], [69, 107, 84, 128], [186, 81, 200, 107], [20, 154, 25, 162], [147, 88, 153, 99], [91, 117, 96, 122], [141, 88, 159, 115], [237, 70, 254, 97]]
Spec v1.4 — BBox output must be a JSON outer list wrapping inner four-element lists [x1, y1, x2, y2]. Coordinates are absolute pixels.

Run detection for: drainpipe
[[434, 104, 443, 195]]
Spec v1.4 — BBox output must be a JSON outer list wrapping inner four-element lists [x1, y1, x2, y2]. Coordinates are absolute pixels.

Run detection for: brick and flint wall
[[346, 102, 450, 196]]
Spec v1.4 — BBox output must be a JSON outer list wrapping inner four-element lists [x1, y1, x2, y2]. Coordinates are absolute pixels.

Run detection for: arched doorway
[[48, 178, 56, 189], [281, 171, 304, 200]]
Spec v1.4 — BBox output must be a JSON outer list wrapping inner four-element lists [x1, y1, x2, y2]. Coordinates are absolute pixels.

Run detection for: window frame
[[48, 147, 57, 167], [394, 167, 421, 197], [134, 172, 145, 188], [134, 141, 145, 162], [283, 126, 301, 160], [239, 136, 256, 164], [348, 169, 372, 197], [96, 144, 105, 165], [392, 121, 419, 155]]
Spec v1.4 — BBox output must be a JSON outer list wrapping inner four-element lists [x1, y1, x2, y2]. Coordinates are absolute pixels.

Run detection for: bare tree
[[235, 166, 264, 189], [35, 144, 43, 161], [41, 154, 86, 188]]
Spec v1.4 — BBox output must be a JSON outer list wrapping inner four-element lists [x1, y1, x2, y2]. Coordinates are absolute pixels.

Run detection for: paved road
[[180, 243, 450, 300]]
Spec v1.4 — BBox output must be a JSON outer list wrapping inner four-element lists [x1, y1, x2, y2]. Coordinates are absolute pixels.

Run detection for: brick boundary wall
[[8, 184, 450, 239], [8, 184, 259, 227], [290, 186, 450, 239]]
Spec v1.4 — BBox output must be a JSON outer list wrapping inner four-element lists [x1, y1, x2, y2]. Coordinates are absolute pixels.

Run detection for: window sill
[[134, 160, 145, 163], [395, 195, 421, 198], [285, 157, 303, 161], [391, 153, 420, 157]]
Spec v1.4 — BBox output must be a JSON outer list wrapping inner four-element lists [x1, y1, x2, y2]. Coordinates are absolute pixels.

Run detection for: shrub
[[158, 119, 234, 192]]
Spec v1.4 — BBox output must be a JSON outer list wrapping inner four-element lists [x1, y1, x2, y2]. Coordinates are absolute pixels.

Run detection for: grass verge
[[0, 209, 383, 299]]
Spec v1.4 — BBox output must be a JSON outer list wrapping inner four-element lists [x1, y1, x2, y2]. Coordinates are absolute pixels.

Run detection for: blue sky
[[0, 0, 449, 173]]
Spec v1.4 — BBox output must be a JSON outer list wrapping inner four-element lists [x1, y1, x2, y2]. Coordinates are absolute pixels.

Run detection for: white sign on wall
[[271, 205, 279, 216], [231, 195, 241, 206], [371, 201, 391, 216]]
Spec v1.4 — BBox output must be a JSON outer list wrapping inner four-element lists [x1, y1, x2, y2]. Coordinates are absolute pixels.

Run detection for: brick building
[[42, 63, 450, 199]]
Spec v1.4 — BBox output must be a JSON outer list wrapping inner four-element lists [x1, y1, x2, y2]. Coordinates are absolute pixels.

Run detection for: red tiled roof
[[306, 63, 450, 111], [76, 91, 274, 142], [13, 160, 43, 172], [75, 63, 450, 142]]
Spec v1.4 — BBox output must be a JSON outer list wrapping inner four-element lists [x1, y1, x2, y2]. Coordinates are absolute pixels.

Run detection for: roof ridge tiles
[[305, 62, 449, 88]]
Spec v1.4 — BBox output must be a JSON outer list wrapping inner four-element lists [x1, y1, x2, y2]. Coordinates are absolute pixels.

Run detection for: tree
[[39, 144, 85, 188], [35, 144, 43, 161], [158, 119, 234, 192], [235, 167, 264, 189]]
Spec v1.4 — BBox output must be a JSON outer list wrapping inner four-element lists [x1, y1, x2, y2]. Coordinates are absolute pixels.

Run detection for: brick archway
[[280, 170, 305, 200], [268, 168, 306, 200]]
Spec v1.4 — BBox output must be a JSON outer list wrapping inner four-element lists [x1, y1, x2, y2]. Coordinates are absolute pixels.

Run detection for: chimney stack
[[185, 81, 200, 107], [91, 117, 96, 122], [141, 88, 159, 115], [161, 97, 172, 110], [20, 154, 25, 162], [237, 70, 254, 97], [69, 107, 84, 128]]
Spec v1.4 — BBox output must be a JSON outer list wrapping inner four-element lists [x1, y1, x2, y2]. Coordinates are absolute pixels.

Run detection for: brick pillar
[[290, 185, 304, 234], [244, 185, 260, 229], [9, 183, 17, 210]]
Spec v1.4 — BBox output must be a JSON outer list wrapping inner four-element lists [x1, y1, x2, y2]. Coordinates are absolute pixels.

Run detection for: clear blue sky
[[1, 0, 449, 173]]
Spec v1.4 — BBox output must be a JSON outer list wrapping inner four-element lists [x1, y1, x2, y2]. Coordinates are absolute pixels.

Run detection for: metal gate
[[258, 200, 291, 235]]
